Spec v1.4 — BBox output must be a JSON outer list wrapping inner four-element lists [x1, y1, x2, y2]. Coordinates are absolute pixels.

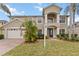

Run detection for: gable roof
[[0, 20, 8, 23], [44, 4, 62, 11], [42, 4, 62, 15], [8, 15, 43, 18], [0, 18, 23, 28]]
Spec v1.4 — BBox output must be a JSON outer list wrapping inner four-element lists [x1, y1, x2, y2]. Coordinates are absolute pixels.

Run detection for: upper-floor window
[[60, 16, 65, 23], [38, 19, 42, 23], [60, 20, 65, 23]]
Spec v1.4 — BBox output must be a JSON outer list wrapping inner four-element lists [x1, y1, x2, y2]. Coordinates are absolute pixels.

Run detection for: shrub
[[63, 34, 69, 40], [57, 34, 69, 40], [57, 33, 79, 42], [70, 34, 78, 41], [75, 37, 79, 41], [37, 34, 44, 39], [57, 34, 63, 40], [0, 34, 4, 39], [23, 21, 38, 42], [56, 35, 59, 38]]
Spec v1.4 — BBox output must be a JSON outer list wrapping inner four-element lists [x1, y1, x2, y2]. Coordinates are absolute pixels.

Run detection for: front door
[[48, 28, 53, 37]]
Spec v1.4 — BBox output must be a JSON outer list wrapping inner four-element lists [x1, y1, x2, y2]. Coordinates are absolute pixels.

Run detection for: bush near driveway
[[0, 34, 4, 40]]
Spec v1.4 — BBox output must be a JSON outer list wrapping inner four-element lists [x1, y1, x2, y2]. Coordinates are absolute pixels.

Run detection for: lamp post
[[44, 24, 46, 48]]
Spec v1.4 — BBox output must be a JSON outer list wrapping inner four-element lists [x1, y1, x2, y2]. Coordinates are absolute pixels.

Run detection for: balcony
[[47, 19, 58, 27]]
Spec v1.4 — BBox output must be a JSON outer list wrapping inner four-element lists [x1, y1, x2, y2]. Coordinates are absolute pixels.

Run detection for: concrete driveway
[[0, 39, 24, 56]]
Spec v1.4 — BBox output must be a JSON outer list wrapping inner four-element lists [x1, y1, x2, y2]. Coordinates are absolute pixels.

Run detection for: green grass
[[3, 39, 79, 56]]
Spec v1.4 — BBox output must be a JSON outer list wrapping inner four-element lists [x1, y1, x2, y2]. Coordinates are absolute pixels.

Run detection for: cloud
[[34, 4, 43, 12], [4, 4, 25, 15], [75, 15, 79, 22], [34, 6, 43, 12], [21, 11, 24, 13]]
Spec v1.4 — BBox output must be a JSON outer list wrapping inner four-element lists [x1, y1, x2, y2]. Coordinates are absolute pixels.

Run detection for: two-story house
[[1, 4, 69, 39]]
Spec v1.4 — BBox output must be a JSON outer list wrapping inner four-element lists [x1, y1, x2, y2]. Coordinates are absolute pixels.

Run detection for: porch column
[[57, 13, 60, 35], [44, 14, 47, 36], [57, 28, 59, 35], [53, 28, 56, 38], [57, 13, 60, 23]]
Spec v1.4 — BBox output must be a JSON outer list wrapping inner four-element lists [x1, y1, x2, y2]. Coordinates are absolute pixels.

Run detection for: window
[[60, 16, 65, 23], [14, 29, 16, 31], [2, 22, 3, 25], [38, 29, 42, 35], [59, 29, 65, 34], [38, 19, 42, 23], [60, 19, 65, 23], [10, 29, 13, 31]]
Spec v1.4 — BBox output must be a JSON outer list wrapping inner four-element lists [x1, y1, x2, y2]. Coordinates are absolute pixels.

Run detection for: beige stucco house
[[1, 4, 70, 39], [67, 22, 79, 36]]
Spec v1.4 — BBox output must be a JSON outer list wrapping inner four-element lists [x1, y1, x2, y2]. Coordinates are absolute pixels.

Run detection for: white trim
[[57, 14, 60, 23]]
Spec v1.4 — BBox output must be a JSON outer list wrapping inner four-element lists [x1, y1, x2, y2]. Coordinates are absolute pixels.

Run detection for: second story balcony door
[[48, 18, 56, 24], [47, 13, 57, 24]]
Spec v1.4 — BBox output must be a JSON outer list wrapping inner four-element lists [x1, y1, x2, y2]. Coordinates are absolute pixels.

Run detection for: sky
[[0, 3, 79, 22]]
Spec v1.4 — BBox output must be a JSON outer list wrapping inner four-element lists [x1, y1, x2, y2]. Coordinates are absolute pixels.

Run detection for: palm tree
[[0, 4, 11, 35], [0, 3, 11, 16], [64, 3, 79, 38]]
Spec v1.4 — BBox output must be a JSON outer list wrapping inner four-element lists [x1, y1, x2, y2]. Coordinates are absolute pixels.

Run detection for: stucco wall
[[9, 16, 44, 34]]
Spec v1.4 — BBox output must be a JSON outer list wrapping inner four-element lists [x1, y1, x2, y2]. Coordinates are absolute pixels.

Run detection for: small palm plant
[[23, 20, 38, 43]]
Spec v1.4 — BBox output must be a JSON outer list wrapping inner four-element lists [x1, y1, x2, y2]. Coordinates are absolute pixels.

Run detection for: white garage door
[[7, 29, 21, 39]]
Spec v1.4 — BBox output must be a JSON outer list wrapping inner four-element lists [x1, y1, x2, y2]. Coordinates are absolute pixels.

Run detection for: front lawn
[[4, 39, 79, 56]]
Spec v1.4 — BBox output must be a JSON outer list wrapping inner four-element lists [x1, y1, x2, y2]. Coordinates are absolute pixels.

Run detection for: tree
[[64, 3, 79, 39], [23, 20, 38, 42]]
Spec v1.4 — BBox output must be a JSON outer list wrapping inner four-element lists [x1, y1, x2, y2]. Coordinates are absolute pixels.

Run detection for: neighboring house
[[0, 20, 8, 27], [1, 4, 69, 39], [68, 22, 79, 36], [0, 20, 8, 34]]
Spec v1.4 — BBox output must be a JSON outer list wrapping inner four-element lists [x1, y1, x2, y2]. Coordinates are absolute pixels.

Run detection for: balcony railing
[[47, 19, 57, 23], [47, 20, 58, 27]]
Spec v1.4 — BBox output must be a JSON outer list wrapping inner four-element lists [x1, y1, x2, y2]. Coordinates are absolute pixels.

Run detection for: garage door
[[7, 29, 21, 39]]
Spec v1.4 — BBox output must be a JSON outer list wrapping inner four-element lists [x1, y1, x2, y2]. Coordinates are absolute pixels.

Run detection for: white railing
[[47, 19, 57, 24]]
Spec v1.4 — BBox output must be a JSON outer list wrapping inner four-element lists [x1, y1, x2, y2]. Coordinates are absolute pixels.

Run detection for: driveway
[[0, 39, 24, 56]]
